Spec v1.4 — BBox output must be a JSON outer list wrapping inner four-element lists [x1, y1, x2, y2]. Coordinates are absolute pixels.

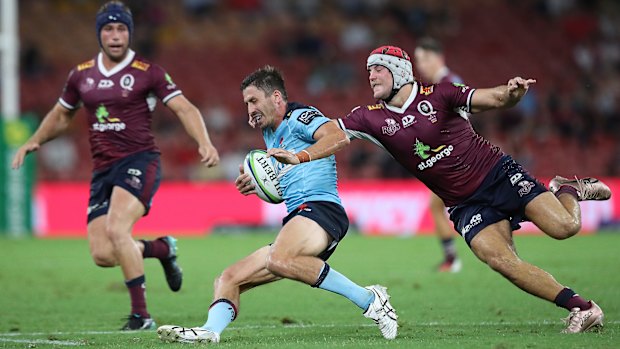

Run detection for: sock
[[440, 238, 457, 261], [554, 288, 591, 311], [312, 263, 374, 311], [141, 238, 170, 259], [126, 275, 149, 318], [201, 299, 237, 335], [555, 185, 579, 200]]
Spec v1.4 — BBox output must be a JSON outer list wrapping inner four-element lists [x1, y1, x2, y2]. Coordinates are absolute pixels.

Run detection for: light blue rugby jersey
[[263, 102, 342, 213]]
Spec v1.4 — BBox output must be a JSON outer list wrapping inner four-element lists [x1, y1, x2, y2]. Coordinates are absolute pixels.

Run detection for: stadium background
[[4, 0, 620, 236]]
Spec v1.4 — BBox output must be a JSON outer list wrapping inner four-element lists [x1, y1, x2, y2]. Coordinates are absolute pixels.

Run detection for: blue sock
[[314, 263, 374, 311], [201, 299, 237, 335]]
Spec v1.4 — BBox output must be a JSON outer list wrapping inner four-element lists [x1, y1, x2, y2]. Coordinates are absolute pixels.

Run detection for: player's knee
[[485, 253, 519, 278], [217, 268, 240, 288], [547, 219, 581, 240], [90, 250, 116, 267], [265, 252, 290, 278]]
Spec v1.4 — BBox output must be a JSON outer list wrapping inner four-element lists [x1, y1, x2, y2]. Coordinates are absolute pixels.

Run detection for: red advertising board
[[34, 179, 619, 237]]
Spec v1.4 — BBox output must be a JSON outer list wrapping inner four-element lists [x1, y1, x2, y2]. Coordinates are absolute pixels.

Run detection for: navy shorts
[[448, 155, 548, 246], [87, 151, 161, 223], [282, 201, 349, 261]]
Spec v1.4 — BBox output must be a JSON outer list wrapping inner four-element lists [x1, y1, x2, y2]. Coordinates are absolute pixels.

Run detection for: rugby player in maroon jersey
[[334, 45, 609, 333], [12, 1, 219, 330]]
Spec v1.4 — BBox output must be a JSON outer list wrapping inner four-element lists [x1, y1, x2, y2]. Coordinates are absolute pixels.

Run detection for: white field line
[[0, 337, 84, 346], [0, 319, 618, 338]]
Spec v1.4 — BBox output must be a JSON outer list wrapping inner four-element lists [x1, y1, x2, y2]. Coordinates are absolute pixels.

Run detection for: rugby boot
[[562, 301, 604, 333], [121, 313, 156, 331], [157, 325, 220, 343], [159, 236, 183, 292], [549, 176, 611, 201], [363, 285, 398, 339]]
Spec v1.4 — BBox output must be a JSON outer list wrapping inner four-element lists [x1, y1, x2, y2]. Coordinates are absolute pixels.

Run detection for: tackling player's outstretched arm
[[166, 95, 220, 167], [12, 103, 76, 169], [268, 121, 350, 165], [470, 76, 536, 113]]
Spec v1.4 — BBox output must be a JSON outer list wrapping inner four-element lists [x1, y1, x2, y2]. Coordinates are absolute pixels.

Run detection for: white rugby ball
[[243, 150, 283, 204]]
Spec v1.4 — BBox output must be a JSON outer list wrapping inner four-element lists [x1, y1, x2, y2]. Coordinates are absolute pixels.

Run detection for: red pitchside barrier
[[34, 179, 619, 237]]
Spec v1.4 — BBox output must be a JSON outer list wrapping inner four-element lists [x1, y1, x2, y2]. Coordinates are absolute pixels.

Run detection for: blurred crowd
[[17, 0, 620, 181]]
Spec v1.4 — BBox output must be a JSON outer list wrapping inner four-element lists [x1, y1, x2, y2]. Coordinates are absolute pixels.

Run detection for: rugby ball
[[243, 150, 283, 204]]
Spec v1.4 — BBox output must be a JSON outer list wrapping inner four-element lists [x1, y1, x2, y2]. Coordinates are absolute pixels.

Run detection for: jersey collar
[[384, 81, 418, 114], [97, 49, 136, 77]]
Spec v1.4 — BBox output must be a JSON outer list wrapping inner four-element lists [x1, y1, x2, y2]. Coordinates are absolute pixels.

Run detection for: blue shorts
[[448, 155, 548, 246], [282, 201, 349, 261], [87, 151, 161, 223]]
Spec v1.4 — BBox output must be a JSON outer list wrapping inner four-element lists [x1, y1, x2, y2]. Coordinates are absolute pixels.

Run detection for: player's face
[[100, 23, 130, 61], [368, 65, 393, 100], [414, 48, 441, 83], [243, 85, 278, 130]]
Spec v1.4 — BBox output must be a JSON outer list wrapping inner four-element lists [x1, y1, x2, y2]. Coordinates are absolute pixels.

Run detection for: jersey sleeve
[[337, 106, 373, 140], [439, 82, 476, 117], [289, 107, 330, 142], [150, 64, 183, 104], [58, 69, 81, 110]]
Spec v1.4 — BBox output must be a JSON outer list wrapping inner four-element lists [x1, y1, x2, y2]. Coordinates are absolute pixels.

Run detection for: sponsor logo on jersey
[[402, 114, 416, 128], [165, 73, 177, 90], [461, 213, 482, 236], [452, 82, 470, 93], [298, 110, 320, 125], [131, 60, 150, 71], [92, 104, 126, 132], [417, 100, 437, 123], [120, 74, 135, 91], [381, 118, 401, 136], [125, 176, 142, 190], [98, 79, 114, 89], [414, 139, 454, 171], [420, 85, 434, 96], [367, 103, 384, 110], [77, 60, 95, 71]]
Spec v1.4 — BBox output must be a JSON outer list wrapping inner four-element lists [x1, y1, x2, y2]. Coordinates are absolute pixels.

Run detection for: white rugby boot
[[157, 325, 220, 344], [548, 176, 611, 201], [363, 285, 398, 339], [561, 301, 604, 333]]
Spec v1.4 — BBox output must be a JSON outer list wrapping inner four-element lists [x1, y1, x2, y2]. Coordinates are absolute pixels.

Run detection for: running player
[[414, 37, 464, 272], [335, 45, 608, 333], [11, 1, 220, 330], [156, 65, 398, 344]]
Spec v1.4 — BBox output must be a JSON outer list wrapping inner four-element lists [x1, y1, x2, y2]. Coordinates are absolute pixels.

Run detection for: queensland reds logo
[[381, 118, 401, 136], [417, 100, 438, 123]]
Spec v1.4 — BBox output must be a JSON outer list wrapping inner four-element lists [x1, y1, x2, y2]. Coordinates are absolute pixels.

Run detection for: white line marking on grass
[[0, 338, 84, 346], [1, 319, 618, 337]]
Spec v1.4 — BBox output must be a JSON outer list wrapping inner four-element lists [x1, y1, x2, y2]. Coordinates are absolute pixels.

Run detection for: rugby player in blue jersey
[[12, 1, 220, 330], [157, 66, 398, 343]]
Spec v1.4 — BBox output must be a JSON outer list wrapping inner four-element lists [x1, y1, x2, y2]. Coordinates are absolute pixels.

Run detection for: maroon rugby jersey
[[59, 50, 182, 170], [338, 82, 504, 206]]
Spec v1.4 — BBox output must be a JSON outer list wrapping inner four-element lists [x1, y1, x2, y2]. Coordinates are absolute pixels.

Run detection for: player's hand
[[235, 164, 256, 196], [199, 143, 220, 167], [11, 142, 40, 169], [507, 77, 536, 98], [267, 148, 300, 165]]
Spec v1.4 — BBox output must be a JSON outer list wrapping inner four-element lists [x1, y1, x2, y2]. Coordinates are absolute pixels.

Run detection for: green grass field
[[0, 232, 619, 348]]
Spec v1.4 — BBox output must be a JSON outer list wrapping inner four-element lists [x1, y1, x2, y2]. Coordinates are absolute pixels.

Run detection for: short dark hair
[[416, 37, 443, 54], [240, 65, 288, 101]]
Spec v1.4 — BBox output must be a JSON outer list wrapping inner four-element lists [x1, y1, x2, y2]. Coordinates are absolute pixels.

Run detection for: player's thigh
[[273, 215, 332, 258], [220, 246, 281, 289], [469, 220, 518, 267], [87, 215, 115, 263], [105, 186, 145, 236], [429, 192, 446, 212], [525, 191, 576, 233]]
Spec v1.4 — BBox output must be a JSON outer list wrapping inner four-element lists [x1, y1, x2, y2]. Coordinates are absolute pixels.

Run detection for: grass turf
[[0, 232, 618, 348]]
